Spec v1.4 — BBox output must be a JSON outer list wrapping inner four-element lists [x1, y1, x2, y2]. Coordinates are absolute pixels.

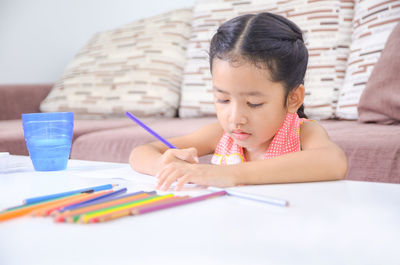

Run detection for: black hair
[[209, 12, 308, 118]]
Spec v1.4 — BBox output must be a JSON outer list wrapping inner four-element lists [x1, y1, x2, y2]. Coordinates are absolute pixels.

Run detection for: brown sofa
[[1, 84, 399, 183]]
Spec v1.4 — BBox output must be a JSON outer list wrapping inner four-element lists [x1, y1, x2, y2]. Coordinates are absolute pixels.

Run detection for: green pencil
[[78, 194, 175, 224]]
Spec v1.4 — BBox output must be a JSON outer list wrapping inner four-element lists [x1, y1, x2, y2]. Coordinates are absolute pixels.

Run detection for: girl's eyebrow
[[213, 86, 266, 97], [213, 86, 229, 94]]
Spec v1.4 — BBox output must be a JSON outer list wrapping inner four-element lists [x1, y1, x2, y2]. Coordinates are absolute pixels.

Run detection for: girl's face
[[212, 59, 288, 154]]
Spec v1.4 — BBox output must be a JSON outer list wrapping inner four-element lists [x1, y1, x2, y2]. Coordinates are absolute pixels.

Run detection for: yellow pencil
[[78, 194, 175, 224], [95, 196, 190, 223]]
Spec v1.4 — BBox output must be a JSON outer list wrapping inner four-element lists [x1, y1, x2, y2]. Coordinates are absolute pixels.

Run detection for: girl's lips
[[231, 130, 251, 141]]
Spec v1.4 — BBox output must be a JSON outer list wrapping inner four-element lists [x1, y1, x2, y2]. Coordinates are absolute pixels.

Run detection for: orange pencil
[[29, 193, 92, 217], [0, 193, 83, 222], [54, 192, 152, 223], [92, 195, 190, 223], [44, 190, 112, 217], [30, 190, 111, 217]]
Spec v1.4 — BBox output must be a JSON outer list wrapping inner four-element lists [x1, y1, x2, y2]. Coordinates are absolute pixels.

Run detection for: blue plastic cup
[[22, 112, 74, 171]]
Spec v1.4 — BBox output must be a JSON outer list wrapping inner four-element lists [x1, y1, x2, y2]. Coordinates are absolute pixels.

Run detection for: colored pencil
[[55, 191, 153, 218], [131, 190, 227, 216], [126, 112, 177, 149], [31, 190, 111, 217], [0, 192, 87, 222], [78, 194, 175, 224], [208, 186, 288, 207], [93, 195, 190, 223], [23, 184, 116, 204], [3, 189, 94, 212], [55, 187, 128, 214], [56, 192, 154, 223], [77, 194, 170, 224]]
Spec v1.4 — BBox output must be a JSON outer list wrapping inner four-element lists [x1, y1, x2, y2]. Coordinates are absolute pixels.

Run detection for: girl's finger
[[160, 170, 182, 191], [156, 165, 174, 189], [175, 175, 190, 191]]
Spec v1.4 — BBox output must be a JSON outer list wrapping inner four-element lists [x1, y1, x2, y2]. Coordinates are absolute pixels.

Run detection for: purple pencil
[[125, 111, 177, 149], [132, 190, 227, 215]]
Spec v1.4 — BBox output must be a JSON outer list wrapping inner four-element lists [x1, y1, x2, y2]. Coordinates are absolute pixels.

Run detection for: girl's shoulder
[[299, 119, 332, 149], [300, 119, 326, 134]]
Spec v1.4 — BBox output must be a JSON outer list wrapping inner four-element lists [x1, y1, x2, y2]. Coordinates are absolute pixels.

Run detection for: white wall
[[0, 0, 196, 84]]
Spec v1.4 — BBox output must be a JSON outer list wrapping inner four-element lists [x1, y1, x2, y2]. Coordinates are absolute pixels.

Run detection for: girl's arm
[[232, 121, 347, 185], [157, 121, 347, 190], [129, 122, 223, 176]]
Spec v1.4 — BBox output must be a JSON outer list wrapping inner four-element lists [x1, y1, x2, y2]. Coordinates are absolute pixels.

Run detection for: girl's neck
[[243, 140, 272, 161]]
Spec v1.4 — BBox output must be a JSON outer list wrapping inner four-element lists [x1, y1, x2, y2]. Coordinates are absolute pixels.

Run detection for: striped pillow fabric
[[179, 0, 354, 120], [40, 9, 192, 118], [336, 0, 400, 120]]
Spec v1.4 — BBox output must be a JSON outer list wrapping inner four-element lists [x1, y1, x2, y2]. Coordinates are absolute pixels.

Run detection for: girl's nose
[[229, 103, 247, 126]]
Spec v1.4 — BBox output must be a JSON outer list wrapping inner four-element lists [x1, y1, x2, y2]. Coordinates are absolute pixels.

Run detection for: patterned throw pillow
[[179, 0, 354, 120], [40, 9, 192, 118], [336, 0, 400, 120]]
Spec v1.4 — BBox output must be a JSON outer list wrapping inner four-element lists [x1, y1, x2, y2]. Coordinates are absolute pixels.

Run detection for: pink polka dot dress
[[211, 113, 308, 165]]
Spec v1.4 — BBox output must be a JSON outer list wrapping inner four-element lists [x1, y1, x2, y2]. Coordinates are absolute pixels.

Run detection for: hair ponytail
[[297, 104, 307, 119]]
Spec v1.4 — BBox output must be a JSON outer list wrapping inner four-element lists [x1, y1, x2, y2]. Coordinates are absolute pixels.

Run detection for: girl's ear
[[287, 84, 305, 113]]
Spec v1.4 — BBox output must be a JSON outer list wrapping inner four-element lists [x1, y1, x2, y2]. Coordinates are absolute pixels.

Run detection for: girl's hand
[[156, 162, 237, 191], [156, 147, 199, 170]]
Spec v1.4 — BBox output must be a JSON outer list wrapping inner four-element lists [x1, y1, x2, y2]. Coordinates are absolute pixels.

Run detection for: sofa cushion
[[357, 22, 400, 124], [336, 1, 400, 120], [319, 120, 400, 183], [40, 9, 192, 118], [179, 0, 354, 120], [70, 117, 217, 163], [0, 84, 52, 120], [0, 119, 133, 156]]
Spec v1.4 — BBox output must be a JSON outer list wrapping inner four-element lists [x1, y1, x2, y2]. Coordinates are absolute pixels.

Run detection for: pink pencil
[[92, 195, 190, 223], [131, 190, 227, 216]]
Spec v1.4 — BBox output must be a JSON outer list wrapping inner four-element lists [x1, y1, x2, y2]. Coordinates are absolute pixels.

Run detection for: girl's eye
[[216, 99, 230, 104], [247, 102, 264, 108]]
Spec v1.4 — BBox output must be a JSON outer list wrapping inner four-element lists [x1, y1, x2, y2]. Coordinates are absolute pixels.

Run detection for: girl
[[130, 12, 347, 191]]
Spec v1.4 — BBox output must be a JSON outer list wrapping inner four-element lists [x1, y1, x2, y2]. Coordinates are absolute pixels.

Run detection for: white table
[[0, 155, 399, 265]]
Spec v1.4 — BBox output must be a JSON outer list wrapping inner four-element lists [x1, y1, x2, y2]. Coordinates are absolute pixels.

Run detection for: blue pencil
[[56, 187, 128, 213], [125, 111, 177, 149], [24, 184, 117, 204]]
